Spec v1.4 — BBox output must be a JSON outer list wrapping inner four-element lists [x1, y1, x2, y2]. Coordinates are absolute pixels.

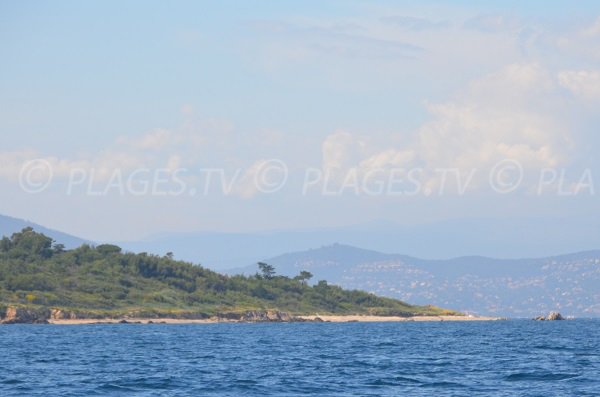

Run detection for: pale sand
[[48, 315, 503, 325], [297, 315, 504, 322]]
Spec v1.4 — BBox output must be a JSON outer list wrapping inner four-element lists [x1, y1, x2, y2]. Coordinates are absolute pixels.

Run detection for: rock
[[533, 312, 565, 321], [218, 312, 243, 321], [240, 310, 293, 322], [268, 310, 292, 322], [50, 309, 78, 320], [241, 310, 269, 322], [546, 312, 565, 321], [1, 307, 50, 324], [266, 311, 280, 321]]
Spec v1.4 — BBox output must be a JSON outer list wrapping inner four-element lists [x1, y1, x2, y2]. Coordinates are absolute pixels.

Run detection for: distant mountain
[[117, 217, 600, 270], [230, 244, 600, 318], [118, 231, 402, 271], [0, 214, 89, 249]]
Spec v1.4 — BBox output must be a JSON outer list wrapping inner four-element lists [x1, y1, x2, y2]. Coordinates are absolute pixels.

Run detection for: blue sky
[[1, 1, 600, 241]]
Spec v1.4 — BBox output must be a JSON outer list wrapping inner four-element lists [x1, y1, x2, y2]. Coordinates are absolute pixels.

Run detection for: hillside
[[0, 215, 88, 249], [0, 229, 454, 322], [231, 244, 600, 318]]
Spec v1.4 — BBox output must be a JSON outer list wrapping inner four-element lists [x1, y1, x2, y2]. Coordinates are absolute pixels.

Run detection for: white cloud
[[232, 159, 272, 199], [555, 16, 600, 61], [0, 111, 295, 199], [416, 63, 570, 172], [136, 129, 180, 150], [0, 150, 38, 181], [469, 63, 553, 95], [558, 70, 600, 100], [322, 130, 365, 171], [359, 149, 415, 169], [318, 63, 575, 193], [0, 149, 147, 184]]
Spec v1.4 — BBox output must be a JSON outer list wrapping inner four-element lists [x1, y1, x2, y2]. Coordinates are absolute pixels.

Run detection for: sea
[[1, 320, 599, 396]]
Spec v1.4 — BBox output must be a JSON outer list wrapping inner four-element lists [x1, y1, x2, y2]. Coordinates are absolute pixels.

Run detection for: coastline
[[47, 315, 504, 325], [296, 315, 504, 322]]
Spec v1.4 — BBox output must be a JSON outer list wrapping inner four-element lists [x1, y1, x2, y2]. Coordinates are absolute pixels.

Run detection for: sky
[[1, 1, 600, 241]]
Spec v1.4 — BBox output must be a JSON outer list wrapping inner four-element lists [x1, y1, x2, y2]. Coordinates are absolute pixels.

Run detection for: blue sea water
[[1, 320, 599, 396]]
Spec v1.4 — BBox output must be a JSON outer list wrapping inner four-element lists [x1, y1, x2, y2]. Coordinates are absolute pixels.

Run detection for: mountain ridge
[[115, 216, 600, 269], [0, 215, 89, 249], [230, 243, 600, 318], [3, 213, 600, 269]]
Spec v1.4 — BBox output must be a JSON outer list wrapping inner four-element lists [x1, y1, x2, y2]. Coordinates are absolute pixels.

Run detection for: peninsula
[[0, 228, 494, 324]]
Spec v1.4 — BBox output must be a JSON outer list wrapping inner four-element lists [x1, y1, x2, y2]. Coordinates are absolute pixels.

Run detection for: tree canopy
[[0, 229, 454, 318]]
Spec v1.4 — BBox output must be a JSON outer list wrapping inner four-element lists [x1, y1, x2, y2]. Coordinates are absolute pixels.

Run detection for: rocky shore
[[0, 306, 503, 324], [0, 306, 319, 324]]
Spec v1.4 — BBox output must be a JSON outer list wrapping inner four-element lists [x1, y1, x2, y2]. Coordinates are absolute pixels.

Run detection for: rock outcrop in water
[[534, 311, 565, 321], [546, 312, 565, 320]]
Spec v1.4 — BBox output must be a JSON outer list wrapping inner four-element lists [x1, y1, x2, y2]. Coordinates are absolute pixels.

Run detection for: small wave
[[368, 376, 423, 386], [532, 344, 576, 352], [97, 376, 181, 392], [574, 352, 600, 357], [420, 381, 467, 388], [375, 341, 397, 347], [396, 376, 423, 384], [504, 373, 580, 382], [0, 379, 25, 385], [234, 379, 259, 385], [97, 383, 139, 392]]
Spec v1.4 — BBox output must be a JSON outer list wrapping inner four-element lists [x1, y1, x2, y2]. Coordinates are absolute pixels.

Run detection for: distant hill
[[117, 217, 600, 270], [0, 215, 89, 248], [0, 229, 453, 321], [230, 243, 600, 318]]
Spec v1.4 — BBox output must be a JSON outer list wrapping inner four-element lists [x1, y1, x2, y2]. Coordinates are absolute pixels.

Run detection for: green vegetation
[[0, 228, 456, 317]]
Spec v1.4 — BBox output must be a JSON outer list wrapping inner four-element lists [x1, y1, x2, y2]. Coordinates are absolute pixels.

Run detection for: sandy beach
[[48, 315, 503, 325], [297, 315, 504, 322]]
